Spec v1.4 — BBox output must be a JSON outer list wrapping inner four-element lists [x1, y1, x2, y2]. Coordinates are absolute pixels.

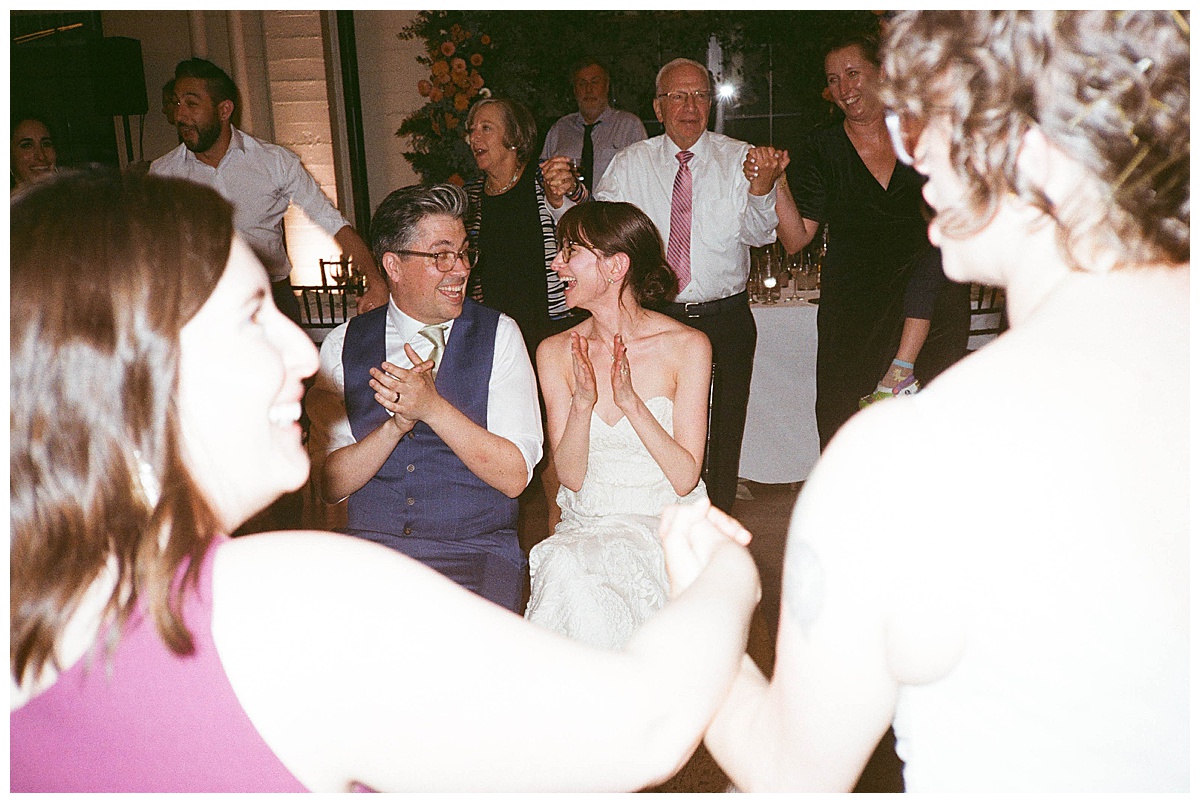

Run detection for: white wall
[[97, 10, 430, 281], [354, 11, 425, 212]]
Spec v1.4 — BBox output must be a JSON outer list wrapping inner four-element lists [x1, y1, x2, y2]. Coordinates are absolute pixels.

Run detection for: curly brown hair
[[880, 10, 1189, 268]]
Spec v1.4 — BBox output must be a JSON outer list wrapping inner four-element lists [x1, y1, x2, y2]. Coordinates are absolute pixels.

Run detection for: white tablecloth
[[738, 295, 820, 484]]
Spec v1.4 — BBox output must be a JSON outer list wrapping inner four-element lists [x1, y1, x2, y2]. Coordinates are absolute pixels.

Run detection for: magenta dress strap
[[11, 535, 308, 792]]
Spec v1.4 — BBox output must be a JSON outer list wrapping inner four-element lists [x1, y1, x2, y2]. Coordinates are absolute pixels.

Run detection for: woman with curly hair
[[695, 10, 1189, 792], [525, 201, 713, 649]]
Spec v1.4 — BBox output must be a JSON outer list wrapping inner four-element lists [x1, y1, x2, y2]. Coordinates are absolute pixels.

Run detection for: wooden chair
[[293, 258, 359, 343], [968, 283, 1008, 351]]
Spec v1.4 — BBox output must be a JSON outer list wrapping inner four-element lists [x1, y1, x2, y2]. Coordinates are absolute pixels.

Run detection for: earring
[[132, 448, 161, 508], [606, 276, 615, 285]]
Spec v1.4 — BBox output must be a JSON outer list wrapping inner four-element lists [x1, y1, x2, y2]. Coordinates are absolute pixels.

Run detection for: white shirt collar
[[386, 296, 456, 343], [661, 129, 711, 162]]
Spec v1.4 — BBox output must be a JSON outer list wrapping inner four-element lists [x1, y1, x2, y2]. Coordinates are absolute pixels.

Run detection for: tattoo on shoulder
[[783, 540, 826, 637]]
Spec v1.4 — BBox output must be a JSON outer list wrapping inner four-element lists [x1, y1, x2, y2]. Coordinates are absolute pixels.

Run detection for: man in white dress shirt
[[150, 58, 389, 322], [306, 184, 542, 612], [592, 57, 784, 512], [540, 60, 647, 193]]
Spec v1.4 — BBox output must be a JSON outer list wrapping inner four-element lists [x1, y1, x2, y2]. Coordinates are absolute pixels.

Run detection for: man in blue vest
[[306, 184, 543, 612]]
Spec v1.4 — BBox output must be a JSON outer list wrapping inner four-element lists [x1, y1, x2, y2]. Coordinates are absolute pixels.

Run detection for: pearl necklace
[[485, 166, 521, 195]]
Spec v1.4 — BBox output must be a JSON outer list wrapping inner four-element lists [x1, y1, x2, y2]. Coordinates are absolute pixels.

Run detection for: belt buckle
[[684, 301, 704, 318]]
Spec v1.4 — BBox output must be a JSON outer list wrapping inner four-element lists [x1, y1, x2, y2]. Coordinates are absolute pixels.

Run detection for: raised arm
[[538, 331, 596, 492], [774, 175, 821, 255], [611, 330, 711, 496], [214, 505, 761, 792]]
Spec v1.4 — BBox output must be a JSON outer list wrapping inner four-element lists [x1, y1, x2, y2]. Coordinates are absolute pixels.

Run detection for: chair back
[[968, 283, 1008, 351]]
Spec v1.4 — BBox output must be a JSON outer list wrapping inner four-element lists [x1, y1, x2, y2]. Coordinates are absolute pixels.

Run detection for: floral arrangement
[[399, 18, 496, 185]]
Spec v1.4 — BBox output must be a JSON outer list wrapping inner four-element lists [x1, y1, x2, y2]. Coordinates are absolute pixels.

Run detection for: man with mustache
[[150, 58, 388, 322], [306, 184, 543, 613]]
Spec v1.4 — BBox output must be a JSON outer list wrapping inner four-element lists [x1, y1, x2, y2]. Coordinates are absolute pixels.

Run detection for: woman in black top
[[463, 98, 580, 358], [759, 32, 969, 448]]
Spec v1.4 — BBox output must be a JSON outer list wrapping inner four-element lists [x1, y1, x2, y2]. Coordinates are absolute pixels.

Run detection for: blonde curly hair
[[880, 10, 1189, 269]]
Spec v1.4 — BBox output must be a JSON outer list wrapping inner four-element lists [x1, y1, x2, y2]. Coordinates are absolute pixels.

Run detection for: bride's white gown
[[525, 396, 707, 649]]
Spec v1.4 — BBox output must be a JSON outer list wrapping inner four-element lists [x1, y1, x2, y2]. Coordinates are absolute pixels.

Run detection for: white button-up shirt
[[306, 298, 543, 484], [149, 126, 350, 282], [593, 131, 778, 304], [540, 106, 648, 184]]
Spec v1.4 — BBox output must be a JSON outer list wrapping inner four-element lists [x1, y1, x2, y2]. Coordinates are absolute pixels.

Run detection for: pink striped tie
[[666, 150, 694, 292]]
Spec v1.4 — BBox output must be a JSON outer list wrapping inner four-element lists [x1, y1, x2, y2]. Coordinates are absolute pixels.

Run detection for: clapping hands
[[570, 331, 641, 414]]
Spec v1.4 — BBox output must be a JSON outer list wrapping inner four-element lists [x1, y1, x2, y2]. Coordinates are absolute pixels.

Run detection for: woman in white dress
[[526, 201, 713, 649]]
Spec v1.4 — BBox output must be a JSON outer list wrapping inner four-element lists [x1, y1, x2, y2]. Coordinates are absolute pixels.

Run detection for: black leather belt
[[661, 291, 748, 319]]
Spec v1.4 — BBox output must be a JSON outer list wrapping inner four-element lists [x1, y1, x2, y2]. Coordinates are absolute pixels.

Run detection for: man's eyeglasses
[[656, 89, 715, 106], [394, 247, 479, 272]]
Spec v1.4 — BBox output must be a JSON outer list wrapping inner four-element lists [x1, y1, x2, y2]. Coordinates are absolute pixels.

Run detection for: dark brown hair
[[11, 169, 231, 684], [557, 201, 678, 306], [880, 10, 1189, 267]]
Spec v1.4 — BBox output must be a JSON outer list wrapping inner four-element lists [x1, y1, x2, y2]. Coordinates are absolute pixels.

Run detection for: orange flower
[[447, 173, 465, 186], [440, 41, 455, 57], [431, 60, 449, 77], [451, 57, 467, 74], [417, 79, 433, 97], [430, 86, 444, 102], [435, 72, 452, 86], [454, 92, 470, 112], [469, 71, 485, 91], [445, 113, 459, 129], [470, 53, 483, 67], [452, 71, 470, 90], [450, 23, 466, 42], [480, 34, 491, 45]]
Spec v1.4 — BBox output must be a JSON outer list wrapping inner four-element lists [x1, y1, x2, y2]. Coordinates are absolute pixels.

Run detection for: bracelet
[[892, 359, 914, 369], [566, 181, 588, 203]]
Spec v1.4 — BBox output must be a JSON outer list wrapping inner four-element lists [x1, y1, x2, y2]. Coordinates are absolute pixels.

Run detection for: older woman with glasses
[[698, 10, 1189, 792]]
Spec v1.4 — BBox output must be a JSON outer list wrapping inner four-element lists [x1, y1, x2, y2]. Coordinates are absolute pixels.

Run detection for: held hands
[[659, 499, 758, 599], [540, 155, 581, 208], [369, 343, 441, 434], [743, 146, 790, 196]]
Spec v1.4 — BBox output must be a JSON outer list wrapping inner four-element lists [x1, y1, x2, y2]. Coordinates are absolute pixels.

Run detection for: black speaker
[[87, 36, 148, 117]]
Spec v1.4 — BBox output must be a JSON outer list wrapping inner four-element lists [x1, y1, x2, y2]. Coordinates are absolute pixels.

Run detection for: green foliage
[[397, 10, 882, 184]]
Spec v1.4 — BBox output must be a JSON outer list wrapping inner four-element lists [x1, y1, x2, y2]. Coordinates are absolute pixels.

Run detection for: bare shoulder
[[645, 311, 710, 353], [536, 323, 583, 370]]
